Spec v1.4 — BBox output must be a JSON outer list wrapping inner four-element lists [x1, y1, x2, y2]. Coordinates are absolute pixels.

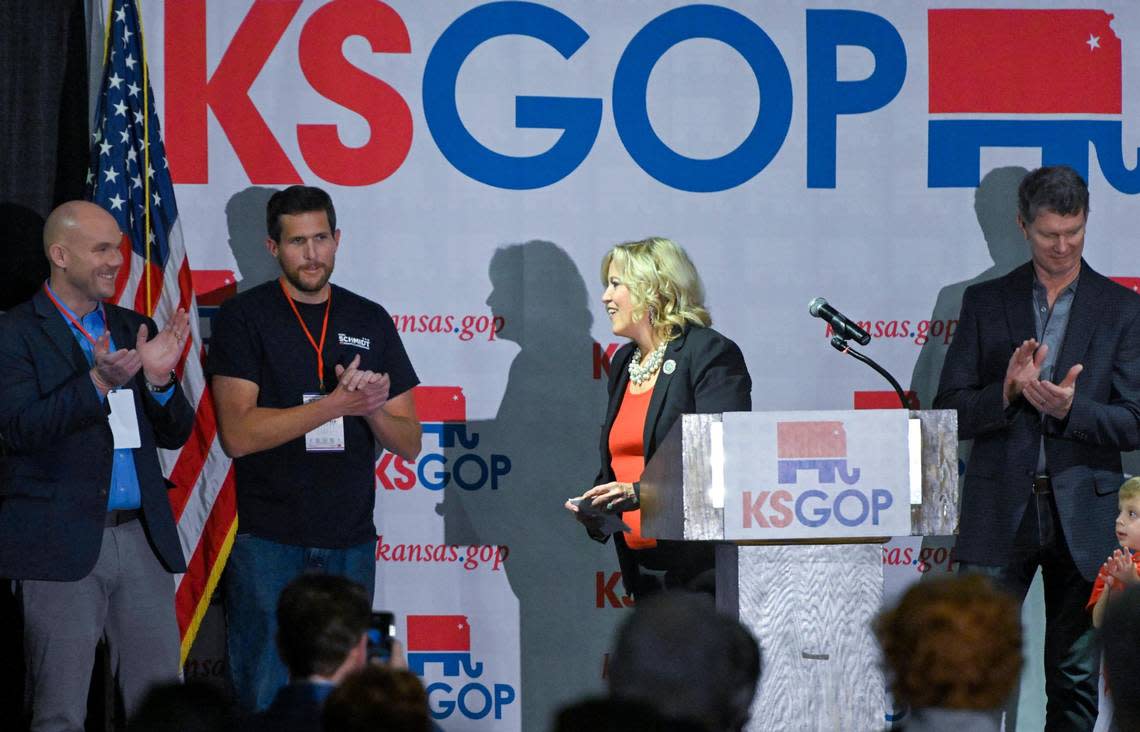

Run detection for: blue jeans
[[223, 533, 376, 713]]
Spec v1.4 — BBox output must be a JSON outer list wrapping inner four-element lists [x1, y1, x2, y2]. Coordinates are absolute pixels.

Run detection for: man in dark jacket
[[0, 200, 193, 731], [935, 166, 1140, 729]]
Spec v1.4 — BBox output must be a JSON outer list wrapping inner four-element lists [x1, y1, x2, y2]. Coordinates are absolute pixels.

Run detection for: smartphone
[[366, 611, 395, 663]]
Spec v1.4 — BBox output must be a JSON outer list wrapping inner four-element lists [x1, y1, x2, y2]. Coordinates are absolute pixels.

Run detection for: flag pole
[[136, 0, 153, 317]]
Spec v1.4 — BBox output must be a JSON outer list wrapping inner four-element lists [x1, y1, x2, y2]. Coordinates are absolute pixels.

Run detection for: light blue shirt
[[1031, 273, 1079, 473], [45, 284, 173, 510]]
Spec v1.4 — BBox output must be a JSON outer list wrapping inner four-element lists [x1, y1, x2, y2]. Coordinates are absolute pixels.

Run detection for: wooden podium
[[638, 410, 959, 731]]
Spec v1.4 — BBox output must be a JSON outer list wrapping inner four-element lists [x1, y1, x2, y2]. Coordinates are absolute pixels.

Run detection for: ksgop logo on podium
[[724, 411, 913, 540]]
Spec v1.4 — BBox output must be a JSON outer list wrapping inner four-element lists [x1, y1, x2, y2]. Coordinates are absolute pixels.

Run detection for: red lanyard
[[43, 283, 106, 347], [279, 277, 332, 392]]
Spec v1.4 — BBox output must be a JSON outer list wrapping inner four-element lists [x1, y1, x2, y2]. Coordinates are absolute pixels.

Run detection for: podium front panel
[[639, 410, 959, 541]]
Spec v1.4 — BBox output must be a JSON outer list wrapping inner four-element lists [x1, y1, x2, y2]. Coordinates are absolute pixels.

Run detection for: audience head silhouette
[[322, 665, 432, 732], [276, 572, 371, 682], [607, 590, 761, 732], [875, 574, 1022, 726]]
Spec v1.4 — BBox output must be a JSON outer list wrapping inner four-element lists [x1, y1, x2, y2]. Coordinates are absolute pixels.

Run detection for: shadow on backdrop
[[909, 166, 1030, 410], [907, 166, 1040, 732], [438, 241, 619, 731], [225, 187, 280, 292]]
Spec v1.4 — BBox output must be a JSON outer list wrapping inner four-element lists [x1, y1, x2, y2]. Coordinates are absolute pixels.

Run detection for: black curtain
[[1, 1, 90, 728], [0, 0, 89, 310]]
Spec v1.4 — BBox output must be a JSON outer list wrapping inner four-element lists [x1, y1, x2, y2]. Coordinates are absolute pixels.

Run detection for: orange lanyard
[[43, 283, 106, 348], [280, 277, 332, 392]]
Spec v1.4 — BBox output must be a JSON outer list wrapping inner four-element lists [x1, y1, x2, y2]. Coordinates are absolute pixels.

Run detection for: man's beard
[[283, 263, 331, 294]]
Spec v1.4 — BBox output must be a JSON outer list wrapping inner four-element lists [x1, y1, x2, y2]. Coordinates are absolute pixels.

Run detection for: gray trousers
[[20, 519, 180, 732]]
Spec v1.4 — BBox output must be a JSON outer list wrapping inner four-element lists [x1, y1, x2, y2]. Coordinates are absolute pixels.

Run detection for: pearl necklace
[[628, 341, 667, 385]]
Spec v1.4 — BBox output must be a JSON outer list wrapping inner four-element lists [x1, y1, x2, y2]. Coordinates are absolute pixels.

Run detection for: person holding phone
[[566, 238, 752, 599], [251, 573, 406, 732]]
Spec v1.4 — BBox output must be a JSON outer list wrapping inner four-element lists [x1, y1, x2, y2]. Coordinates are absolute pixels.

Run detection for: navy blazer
[[248, 681, 333, 732], [934, 260, 1140, 580], [593, 326, 752, 595], [0, 290, 194, 581]]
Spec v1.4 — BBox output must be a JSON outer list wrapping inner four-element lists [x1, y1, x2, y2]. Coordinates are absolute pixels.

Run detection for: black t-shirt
[[206, 280, 419, 548]]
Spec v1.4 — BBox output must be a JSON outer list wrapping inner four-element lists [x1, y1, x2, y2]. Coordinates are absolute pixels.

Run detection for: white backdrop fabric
[[132, 1, 1140, 729]]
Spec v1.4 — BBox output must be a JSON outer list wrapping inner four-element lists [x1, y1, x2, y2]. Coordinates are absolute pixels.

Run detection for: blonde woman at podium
[[565, 237, 752, 599]]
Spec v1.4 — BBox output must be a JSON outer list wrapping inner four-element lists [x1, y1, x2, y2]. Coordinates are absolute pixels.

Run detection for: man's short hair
[[266, 185, 337, 242], [1017, 165, 1089, 224], [276, 573, 370, 678], [608, 591, 761, 732]]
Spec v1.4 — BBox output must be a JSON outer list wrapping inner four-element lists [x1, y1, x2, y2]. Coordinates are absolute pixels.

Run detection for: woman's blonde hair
[[601, 237, 711, 343]]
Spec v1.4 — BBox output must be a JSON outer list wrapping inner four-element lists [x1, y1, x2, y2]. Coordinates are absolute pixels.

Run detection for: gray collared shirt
[[1032, 272, 1079, 473]]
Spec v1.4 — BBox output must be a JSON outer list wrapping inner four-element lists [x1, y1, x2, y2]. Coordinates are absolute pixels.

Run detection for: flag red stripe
[[133, 260, 166, 316], [175, 469, 236, 632], [167, 379, 221, 523], [929, 9, 1121, 114], [176, 257, 194, 313], [112, 234, 133, 303]]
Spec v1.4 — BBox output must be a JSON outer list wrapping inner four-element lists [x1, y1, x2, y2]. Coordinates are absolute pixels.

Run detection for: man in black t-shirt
[[206, 185, 421, 713]]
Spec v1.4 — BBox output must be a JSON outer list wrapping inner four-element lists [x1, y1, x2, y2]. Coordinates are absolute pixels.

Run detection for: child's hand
[[1107, 548, 1139, 588]]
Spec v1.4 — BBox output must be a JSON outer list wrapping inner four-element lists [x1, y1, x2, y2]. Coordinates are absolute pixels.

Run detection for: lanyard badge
[[280, 277, 332, 393], [281, 279, 345, 452]]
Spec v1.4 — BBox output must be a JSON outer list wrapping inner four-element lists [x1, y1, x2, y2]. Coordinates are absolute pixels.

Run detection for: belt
[[1032, 475, 1052, 495], [105, 509, 141, 527]]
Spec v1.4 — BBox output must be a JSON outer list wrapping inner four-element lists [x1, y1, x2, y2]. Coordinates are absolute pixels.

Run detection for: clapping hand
[[91, 332, 142, 393], [1003, 339, 1045, 407], [332, 354, 390, 416], [1105, 548, 1139, 590], [137, 309, 190, 385], [1022, 363, 1082, 419]]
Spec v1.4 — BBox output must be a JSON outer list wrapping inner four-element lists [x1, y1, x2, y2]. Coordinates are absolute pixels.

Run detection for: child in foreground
[[1089, 477, 1140, 628]]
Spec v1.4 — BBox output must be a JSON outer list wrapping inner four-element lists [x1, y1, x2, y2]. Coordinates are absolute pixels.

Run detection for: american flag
[[86, 0, 236, 663]]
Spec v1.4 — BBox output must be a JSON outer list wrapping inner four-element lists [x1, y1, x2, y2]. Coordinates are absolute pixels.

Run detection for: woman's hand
[[580, 481, 638, 513], [565, 497, 611, 539]]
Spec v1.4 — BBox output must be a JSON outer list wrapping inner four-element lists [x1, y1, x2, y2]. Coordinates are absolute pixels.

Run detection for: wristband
[[91, 369, 115, 392], [146, 370, 177, 392]]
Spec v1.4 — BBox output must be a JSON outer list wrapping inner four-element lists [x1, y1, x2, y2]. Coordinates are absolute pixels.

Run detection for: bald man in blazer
[[0, 201, 192, 731]]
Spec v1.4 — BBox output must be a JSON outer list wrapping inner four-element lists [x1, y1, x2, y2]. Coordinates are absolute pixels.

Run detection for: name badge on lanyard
[[108, 389, 142, 449], [280, 278, 343, 452], [303, 393, 346, 452]]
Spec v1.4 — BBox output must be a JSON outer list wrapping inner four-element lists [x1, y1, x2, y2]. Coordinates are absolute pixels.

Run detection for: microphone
[[808, 297, 871, 346]]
